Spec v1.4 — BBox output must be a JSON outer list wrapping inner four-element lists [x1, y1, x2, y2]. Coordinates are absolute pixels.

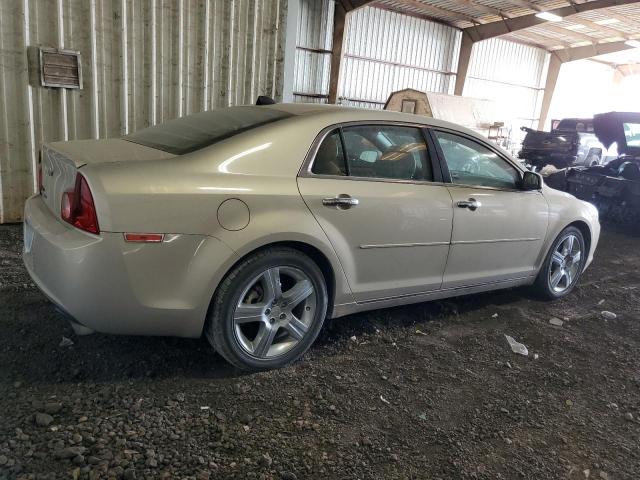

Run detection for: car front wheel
[[534, 226, 586, 299], [205, 247, 328, 370]]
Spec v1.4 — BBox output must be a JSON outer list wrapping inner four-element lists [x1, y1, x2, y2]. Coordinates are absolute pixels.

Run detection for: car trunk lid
[[40, 139, 174, 218]]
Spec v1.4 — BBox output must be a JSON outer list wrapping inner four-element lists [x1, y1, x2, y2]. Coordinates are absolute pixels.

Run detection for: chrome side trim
[[359, 241, 450, 249], [451, 237, 541, 245]]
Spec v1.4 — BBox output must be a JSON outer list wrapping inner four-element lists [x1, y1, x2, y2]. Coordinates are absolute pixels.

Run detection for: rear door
[[298, 123, 453, 302], [430, 129, 549, 288]]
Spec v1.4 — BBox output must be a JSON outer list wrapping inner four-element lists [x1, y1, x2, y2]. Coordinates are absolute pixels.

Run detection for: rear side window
[[312, 130, 347, 176], [125, 106, 292, 155], [312, 125, 432, 182]]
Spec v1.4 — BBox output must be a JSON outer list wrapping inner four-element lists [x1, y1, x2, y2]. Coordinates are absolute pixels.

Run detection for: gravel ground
[[1, 223, 639, 480]]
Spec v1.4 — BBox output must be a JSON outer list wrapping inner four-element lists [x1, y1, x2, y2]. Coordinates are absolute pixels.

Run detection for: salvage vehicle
[[545, 112, 640, 225], [24, 103, 600, 370], [518, 118, 605, 170]]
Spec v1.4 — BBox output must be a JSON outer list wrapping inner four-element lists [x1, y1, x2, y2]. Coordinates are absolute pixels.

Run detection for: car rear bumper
[[23, 195, 234, 338]]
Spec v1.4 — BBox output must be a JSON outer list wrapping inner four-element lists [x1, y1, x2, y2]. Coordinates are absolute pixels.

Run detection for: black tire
[[205, 247, 328, 371], [533, 226, 586, 300]]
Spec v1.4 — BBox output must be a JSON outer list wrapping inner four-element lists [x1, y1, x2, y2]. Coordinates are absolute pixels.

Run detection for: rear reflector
[[124, 233, 165, 243]]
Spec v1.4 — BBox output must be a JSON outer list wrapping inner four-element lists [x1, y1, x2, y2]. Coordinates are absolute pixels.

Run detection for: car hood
[[593, 112, 640, 157]]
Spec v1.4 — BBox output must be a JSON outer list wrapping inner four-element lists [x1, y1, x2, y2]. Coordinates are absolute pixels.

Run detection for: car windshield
[[555, 119, 594, 133], [125, 106, 292, 155], [624, 122, 640, 147]]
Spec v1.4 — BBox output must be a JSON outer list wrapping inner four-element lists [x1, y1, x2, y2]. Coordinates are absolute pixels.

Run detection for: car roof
[[262, 103, 484, 140]]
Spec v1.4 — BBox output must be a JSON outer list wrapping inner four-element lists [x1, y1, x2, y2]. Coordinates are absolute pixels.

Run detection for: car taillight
[[61, 174, 100, 234]]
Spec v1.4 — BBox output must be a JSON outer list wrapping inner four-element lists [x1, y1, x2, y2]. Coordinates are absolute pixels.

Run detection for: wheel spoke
[[565, 268, 573, 286], [284, 315, 308, 341], [565, 235, 575, 255], [283, 279, 313, 308], [572, 250, 582, 265], [262, 267, 282, 301], [550, 268, 563, 288], [234, 304, 266, 324], [552, 251, 565, 266], [253, 324, 278, 357]]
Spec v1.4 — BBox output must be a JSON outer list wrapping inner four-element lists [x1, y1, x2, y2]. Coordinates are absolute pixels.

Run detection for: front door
[[430, 129, 549, 288], [298, 124, 453, 302]]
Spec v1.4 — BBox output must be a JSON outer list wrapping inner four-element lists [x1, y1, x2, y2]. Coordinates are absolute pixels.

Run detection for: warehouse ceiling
[[370, 0, 640, 52]]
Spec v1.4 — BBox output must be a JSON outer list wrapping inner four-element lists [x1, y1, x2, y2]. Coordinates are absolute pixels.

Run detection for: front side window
[[433, 131, 521, 190]]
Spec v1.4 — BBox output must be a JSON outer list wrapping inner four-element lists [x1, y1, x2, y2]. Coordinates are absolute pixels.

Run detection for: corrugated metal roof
[[373, 0, 640, 50]]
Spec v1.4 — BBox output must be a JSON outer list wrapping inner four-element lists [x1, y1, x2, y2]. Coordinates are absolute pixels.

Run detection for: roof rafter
[[463, 0, 640, 41], [552, 39, 634, 61], [386, 0, 484, 24]]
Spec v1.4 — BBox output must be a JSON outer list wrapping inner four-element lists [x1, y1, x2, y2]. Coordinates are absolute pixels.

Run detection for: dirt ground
[[1, 223, 639, 480]]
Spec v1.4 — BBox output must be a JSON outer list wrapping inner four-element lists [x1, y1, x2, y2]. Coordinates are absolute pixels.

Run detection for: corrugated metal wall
[[293, 0, 333, 103], [464, 37, 549, 134], [293, 2, 461, 108], [0, 0, 288, 223], [338, 6, 461, 109]]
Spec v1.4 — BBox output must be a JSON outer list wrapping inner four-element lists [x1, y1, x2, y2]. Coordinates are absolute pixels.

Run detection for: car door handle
[[456, 198, 481, 211], [322, 195, 359, 209]]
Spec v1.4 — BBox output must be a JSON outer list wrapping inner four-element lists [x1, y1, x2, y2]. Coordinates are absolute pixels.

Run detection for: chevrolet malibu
[[23, 104, 600, 370]]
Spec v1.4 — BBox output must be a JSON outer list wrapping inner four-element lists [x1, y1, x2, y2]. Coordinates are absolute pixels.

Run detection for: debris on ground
[[505, 334, 529, 356], [549, 317, 564, 327], [1, 224, 640, 478], [59, 336, 74, 347]]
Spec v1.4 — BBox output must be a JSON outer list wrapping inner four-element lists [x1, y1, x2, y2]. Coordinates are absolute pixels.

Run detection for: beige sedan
[[23, 104, 600, 370]]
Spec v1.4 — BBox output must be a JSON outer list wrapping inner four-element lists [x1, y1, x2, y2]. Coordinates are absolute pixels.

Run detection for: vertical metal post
[[328, 2, 347, 104], [454, 31, 474, 96], [537, 54, 561, 131]]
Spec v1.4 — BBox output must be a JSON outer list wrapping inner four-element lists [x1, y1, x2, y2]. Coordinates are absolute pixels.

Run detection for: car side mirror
[[521, 171, 542, 191]]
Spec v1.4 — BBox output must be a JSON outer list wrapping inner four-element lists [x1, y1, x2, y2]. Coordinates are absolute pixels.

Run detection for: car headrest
[[313, 136, 345, 176]]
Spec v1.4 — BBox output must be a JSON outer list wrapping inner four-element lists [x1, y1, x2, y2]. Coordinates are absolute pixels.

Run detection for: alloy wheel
[[233, 266, 317, 359], [549, 234, 582, 293]]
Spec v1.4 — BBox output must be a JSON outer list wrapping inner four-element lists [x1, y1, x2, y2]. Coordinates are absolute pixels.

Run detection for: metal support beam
[[616, 64, 640, 76], [537, 54, 561, 130], [464, 0, 640, 42], [341, 0, 376, 11], [281, 0, 299, 103], [537, 40, 634, 129], [454, 32, 474, 96], [553, 40, 634, 62], [328, 2, 347, 104]]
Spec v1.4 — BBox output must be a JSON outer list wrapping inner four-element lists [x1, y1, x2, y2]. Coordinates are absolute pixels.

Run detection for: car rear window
[[125, 106, 292, 155], [556, 119, 594, 133]]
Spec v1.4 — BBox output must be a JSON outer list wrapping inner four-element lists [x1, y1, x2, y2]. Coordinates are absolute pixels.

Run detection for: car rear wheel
[[205, 247, 328, 370], [533, 226, 586, 299]]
